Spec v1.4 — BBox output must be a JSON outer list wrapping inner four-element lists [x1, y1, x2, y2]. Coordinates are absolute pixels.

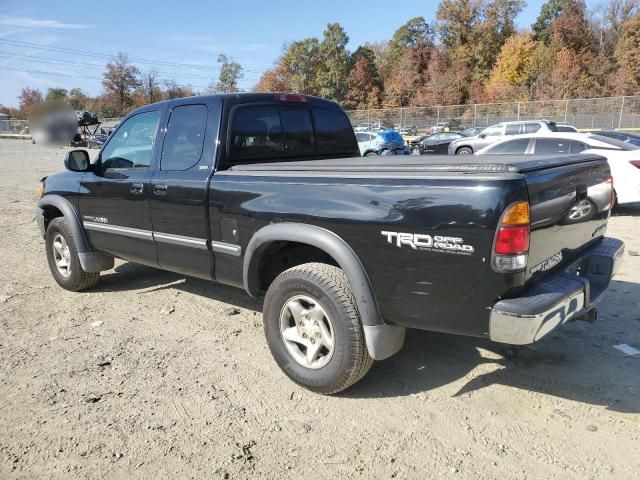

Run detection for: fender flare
[[37, 195, 113, 272], [243, 223, 382, 326], [243, 223, 405, 360], [37, 195, 90, 253]]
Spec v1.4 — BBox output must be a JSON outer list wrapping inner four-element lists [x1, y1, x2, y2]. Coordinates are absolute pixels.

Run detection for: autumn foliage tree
[[102, 52, 141, 115]]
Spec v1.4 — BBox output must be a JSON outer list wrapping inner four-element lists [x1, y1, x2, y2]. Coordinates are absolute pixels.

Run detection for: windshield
[[588, 134, 639, 151]]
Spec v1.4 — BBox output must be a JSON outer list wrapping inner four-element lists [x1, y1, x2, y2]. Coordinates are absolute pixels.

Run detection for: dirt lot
[[1, 138, 639, 479]]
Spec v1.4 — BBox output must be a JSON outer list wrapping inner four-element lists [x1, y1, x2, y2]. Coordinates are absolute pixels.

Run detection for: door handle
[[130, 183, 144, 194], [153, 184, 168, 195]]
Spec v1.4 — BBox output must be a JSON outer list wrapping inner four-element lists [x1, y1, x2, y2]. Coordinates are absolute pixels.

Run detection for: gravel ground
[[1, 138, 639, 479]]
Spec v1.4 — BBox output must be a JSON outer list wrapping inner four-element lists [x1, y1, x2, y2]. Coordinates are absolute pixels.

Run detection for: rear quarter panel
[[210, 172, 528, 337]]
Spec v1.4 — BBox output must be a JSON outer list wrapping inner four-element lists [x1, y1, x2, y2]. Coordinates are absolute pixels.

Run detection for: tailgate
[[523, 156, 612, 281]]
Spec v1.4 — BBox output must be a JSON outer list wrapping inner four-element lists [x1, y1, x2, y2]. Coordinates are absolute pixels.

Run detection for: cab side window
[[161, 105, 208, 171], [101, 111, 161, 170]]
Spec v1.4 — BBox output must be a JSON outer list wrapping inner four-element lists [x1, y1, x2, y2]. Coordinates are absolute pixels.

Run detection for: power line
[[0, 52, 226, 82], [1, 23, 274, 65], [0, 38, 264, 74], [0, 66, 211, 89]]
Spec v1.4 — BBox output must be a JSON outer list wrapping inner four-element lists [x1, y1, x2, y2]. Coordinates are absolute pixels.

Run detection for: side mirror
[[479, 133, 486, 139], [64, 150, 91, 172]]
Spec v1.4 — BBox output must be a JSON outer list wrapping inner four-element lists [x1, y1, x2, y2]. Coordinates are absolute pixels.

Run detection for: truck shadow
[[612, 203, 640, 217], [347, 278, 640, 414], [95, 263, 639, 413]]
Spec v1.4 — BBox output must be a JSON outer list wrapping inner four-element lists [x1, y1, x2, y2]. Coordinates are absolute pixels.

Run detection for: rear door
[[79, 109, 163, 265], [148, 98, 221, 279]]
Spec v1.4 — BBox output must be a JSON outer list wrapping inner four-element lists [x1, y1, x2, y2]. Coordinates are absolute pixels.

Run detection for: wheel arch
[[244, 223, 383, 327], [38, 195, 90, 253], [37, 194, 113, 272]]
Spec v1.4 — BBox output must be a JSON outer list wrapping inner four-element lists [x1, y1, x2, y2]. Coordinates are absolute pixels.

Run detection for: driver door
[[78, 109, 164, 266]]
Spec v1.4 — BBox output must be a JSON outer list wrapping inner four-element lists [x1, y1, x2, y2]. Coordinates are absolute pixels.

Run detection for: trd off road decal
[[381, 231, 474, 256]]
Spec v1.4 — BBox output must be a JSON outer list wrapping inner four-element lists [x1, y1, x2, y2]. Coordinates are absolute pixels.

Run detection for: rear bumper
[[489, 237, 624, 345]]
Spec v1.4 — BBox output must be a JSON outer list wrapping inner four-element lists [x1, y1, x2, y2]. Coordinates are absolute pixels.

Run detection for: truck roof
[[129, 92, 343, 114]]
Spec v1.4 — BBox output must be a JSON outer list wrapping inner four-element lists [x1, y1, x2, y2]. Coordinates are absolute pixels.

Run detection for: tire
[[45, 217, 99, 291], [365, 151, 378, 156], [263, 263, 374, 394], [456, 146, 473, 155]]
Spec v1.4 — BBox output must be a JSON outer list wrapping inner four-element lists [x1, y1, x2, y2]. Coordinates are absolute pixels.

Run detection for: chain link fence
[[346, 96, 640, 132], [3, 96, 640, 139], [0, 119, 30, 136]]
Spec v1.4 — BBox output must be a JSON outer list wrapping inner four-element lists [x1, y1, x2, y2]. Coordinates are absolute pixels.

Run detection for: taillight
[[274, 93, 308, 103], [493, 201, 530, 273], [495, 226, 530, 254], [605, 176, 614, 209], [630, 161, 640, 169]]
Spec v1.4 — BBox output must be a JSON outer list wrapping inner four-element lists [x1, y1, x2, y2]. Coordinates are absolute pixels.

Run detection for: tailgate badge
[[530, 252, 563, 274]]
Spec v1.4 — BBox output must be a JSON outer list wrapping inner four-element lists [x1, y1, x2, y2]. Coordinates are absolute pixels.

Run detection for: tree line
[[255, 0, 640, 108], [2, 52, 243, 119], [2, 0, 639, 120]]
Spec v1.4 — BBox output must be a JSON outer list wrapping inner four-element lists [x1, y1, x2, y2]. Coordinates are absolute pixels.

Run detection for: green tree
[[215, 54, 243, 93], [281, 38, 321, 94], [533, 0, 571, 44], [316, 23, 351, 101], [45, 88, 68, 103]]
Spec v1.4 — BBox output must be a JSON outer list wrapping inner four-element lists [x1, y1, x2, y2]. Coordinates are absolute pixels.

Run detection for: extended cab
[[36, 93, 624, 394]]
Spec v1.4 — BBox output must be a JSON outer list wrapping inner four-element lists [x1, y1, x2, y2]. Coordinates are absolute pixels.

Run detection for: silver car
[[447, 120, 560, 155]]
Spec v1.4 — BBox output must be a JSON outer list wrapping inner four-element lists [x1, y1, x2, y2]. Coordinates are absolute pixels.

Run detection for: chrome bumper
[[490, 237, 624, 345]]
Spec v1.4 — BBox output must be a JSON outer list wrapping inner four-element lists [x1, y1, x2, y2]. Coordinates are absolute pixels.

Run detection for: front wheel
[[364, 151, 378, 157], [263, 263, 373, 394], [456, 147, 473, 155], [45, 217, 99, 291]]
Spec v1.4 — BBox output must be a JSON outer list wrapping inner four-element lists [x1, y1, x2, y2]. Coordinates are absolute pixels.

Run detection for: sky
[[0, 0, 602, 108]]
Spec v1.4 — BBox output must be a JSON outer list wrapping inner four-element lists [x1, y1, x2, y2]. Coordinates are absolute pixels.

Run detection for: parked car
[[591, 130, 640, 147], [461, 126, 485, 136], [36, 93, 623, 394], [556, 124, 579, 132], [409, 132, 465, 155], [356, 130, 409, 156], [448, 120, 559, 155], [475, 132, 640, 205], [87, 133, 109, 149], [398, 126, 418, 136]]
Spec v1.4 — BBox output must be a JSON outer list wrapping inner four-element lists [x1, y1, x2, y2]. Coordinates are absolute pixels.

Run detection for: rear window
[[534, 138, 571, 154], [524, 123, 541, 134], [229, 105, 357, 161], [588, 134, 639, 151], [485, 138, 529, 154]]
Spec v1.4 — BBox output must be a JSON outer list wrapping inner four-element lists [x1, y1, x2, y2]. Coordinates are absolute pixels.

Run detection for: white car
[[475, 132, 640, 205]]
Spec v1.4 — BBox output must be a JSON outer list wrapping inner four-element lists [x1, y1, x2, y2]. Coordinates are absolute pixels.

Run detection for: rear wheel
[[456, 146, 473, 155], [45, 217, 99, 291], [365, 151, 378, 157], [263, 263, 373, 394]]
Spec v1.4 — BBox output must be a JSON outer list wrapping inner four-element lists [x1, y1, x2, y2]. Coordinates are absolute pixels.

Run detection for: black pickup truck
[[36, 93, 624, 394]]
